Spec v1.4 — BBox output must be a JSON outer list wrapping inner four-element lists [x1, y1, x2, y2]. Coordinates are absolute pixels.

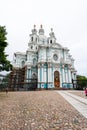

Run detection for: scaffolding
[[9, 67, 26, 90], [9, 66, 37, 91]]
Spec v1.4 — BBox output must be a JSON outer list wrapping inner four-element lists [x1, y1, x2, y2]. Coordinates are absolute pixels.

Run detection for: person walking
[[6, 87, 8, 94], [85, 88, 87, 96]]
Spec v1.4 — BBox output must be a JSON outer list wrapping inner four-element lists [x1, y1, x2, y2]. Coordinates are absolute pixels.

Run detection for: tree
[[77, 75, 87, 90], [0, 26, 12, 71]]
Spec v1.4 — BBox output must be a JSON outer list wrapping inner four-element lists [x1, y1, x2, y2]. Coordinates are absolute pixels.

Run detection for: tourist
[[6, 87, 8, 94], [85, 88, 87, 96]]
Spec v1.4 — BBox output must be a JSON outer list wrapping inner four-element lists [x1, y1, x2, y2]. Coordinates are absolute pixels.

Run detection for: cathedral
[[13, 25, 77, 89]]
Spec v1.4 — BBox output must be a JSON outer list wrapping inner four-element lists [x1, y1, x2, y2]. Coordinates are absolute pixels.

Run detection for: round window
[[53, 54, 58, 61]]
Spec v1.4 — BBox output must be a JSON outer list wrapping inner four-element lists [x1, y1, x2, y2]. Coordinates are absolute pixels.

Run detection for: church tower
[[26, 25, 38, 82]]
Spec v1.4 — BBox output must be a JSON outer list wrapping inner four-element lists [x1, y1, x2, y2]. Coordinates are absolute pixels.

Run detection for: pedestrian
[[6, 87, 8, 94], [85, 88, 87, 96]]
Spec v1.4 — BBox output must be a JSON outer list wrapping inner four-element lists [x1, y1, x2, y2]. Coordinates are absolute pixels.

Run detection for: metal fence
[[0, 74, 37, 91], [72, 79, 87, 90], [0, 74, 9, 91]]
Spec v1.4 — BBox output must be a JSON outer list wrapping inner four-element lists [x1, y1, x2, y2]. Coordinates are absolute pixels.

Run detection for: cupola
[[31, 25, 37, 34], [30, 25, 38, 43], [48, 28, 56, 44], [49, 28, 55, 37], [39, 25, 44, 35]]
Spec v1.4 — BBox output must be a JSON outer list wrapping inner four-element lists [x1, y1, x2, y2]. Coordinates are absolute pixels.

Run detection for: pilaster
[[68, 65, 72, 83], [62, 65, 65, 82]]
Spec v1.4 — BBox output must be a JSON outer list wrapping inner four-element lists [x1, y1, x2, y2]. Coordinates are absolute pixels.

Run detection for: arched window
[[36, 46, 38, 50], [21, 61, 25, 67], [31, 46, 33, 49], [36, 37, 37, 42], [31, 37, 33, 41], [50, 40, 52, 43]]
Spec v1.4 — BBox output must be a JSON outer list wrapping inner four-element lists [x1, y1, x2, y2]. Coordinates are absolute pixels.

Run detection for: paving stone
[[0, 91, 87, 130]]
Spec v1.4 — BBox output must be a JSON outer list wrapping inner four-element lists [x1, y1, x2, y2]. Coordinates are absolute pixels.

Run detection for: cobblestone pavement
[[68, 90, 87, 99], [0, 90, 87, 130]]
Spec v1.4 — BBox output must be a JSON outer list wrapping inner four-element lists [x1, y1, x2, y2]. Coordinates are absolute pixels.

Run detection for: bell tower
[[29, 25, 38, 43]]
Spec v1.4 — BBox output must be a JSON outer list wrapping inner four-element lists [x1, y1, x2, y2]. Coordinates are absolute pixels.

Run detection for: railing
[[0, 74, 37, 91], [72, 79, 87, 90], [0, 74, 9, 91]]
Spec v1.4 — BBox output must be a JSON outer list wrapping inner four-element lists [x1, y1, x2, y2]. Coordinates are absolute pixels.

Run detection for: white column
[[44, 68, 46, 82], [48, 64, 51, 82], [65, 71, 68, 82], [38, 64, 40, 88], [48, 67, 50, 82], [26, 68, 28, 79], [71, 72, 74, 80], [48, 64, 53, 88], [38, 67, 40, 82], [26, 67, 31, 82], [62, 65, 65, 82], [42, 64, 44, 82], [48, 66, 49, 82], [68, 69, 72, 83], [30, 69, 32, 78], [60, 73, 62, 87], [49, 67, 51, 82]]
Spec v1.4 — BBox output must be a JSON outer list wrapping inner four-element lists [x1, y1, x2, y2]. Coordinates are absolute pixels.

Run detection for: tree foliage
[[77, 75, 87, 89], [0, 26, 12, 71]]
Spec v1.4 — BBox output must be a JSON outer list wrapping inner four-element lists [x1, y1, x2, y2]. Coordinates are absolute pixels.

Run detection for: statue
[[40, 24, 43, 29], [34, 24, 36, 29], [51, 28, 53, 32]]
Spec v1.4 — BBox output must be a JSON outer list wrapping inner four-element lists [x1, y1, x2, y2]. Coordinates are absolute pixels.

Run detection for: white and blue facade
[[13, 25, 77, 89]]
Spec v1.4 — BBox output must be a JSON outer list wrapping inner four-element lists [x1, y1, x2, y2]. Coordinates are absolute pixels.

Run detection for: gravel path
[[0, 90, 87, 130]]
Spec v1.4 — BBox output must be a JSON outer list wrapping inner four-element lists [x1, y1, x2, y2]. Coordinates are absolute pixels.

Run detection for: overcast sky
[[0, 0, 87, 76]]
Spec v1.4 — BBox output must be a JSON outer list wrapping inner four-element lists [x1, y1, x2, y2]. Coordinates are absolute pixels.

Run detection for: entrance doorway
[[54, 71, 60, 88]]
